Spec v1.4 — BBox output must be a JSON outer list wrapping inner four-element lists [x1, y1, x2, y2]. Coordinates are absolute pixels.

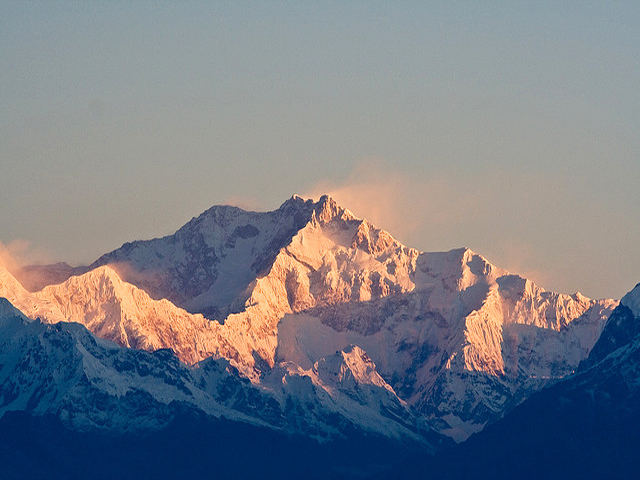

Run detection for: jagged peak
[[340, 344, 373, 364], [312, 344, 395, 393], [456, 247, 499, 278], [350, 218, 406, 256], [306, 194, 356, 227], [45, 265, 127, 294], [279, 193, 311, 208], [572, 291, 588, 302], [318, 345, 377, 373], [276, 194, 316, 218], [185, 194, 315, 231], [135, 194, 367, 246], [74, 265, 121, 281], [459, 246, 483, 262]]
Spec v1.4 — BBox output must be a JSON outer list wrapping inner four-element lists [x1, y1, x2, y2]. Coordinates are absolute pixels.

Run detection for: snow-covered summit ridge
[[86, 194, 368, 319], [620, 283, 640, 319], [37, 265, 231, 366], [1, 262, 232, 366], [313, 344, 395, 393]]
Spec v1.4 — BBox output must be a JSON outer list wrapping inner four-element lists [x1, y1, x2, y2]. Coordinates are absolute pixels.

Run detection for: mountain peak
[[276, 193, 356, 224], [79, 265, 130, 291], [310, 194, 356, 225], [277, 194, 314, 212], [580, 282, 639, 370], [313, 344, 393, 392]]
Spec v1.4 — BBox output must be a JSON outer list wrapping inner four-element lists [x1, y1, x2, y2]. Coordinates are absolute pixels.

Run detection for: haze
[[2, 2, 638, 300]]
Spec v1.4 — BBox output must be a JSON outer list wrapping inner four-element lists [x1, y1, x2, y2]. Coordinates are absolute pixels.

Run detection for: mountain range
[[1, 194, 637, 478], [385, 284, 640, 479]]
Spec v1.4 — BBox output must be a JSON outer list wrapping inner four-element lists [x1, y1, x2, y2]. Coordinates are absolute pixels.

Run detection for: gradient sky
[[2, 1, 639, 300]]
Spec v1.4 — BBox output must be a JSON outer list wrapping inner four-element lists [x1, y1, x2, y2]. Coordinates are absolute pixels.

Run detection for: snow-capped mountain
[[0, 294, 265, 433], [89, 195, 320, 318], [390, 282, 640, 479], [1, 262, 229, 365], [1, 266, 428, 442], [0, 296, 436, 447], [5, 195, 617, 441], [583, 282, 640, 368], [38, 266, 226, 365], [277, 246, 616, 439], [0, 259, 66, 323]]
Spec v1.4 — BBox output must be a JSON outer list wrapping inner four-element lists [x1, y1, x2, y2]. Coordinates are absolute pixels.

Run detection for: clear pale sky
[[1, 1, 639, 300]]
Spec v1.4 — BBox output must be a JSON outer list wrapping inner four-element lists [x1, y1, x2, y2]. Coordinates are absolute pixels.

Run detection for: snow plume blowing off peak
[[0, 240, 51, 276], [302, 161, 436, 247]]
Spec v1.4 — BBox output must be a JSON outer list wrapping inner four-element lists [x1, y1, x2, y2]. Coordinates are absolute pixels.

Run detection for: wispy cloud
[[303, 159, 469, 246], [0, 240, 53, 273], [302, 158, 593, 296]]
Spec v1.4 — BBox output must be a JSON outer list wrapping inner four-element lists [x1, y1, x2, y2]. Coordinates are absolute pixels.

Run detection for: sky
[[1, 1, 639, 300]]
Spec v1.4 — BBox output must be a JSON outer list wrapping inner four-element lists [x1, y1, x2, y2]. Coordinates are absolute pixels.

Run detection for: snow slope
[[0, 301, 238, 432], [0, 297, 437, 445], [277, 247, 616, 439], [620, 282, 640, 319], [0, 260, 66, 323]]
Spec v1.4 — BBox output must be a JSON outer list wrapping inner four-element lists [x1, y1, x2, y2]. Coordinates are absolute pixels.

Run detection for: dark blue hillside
[[0, 408, 425, 480]]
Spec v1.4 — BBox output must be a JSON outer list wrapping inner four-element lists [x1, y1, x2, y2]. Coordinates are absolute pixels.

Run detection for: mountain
[[84, 195, 421, 372], [0, 258, 66, 323], [277, 247, 616, 439], [0, 296, 448, 479], [6, 195, 617, 441], [387, 283, 640, 479], [38, 266, 227, 365], [90, 195, 320, 318], [0, 294, 439, 445], [0, 297, 246, 432], [1, 262, 233, 366]]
